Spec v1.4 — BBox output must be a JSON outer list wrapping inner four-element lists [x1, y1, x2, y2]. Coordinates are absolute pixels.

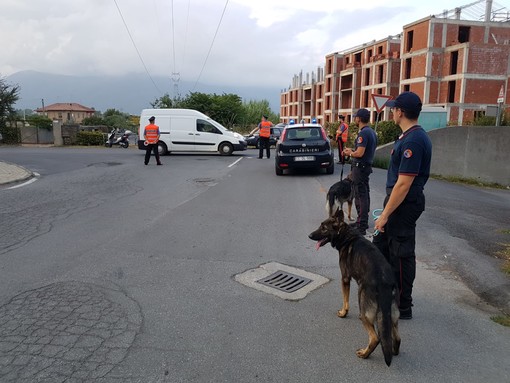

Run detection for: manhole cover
[[257, 271, 312, 293], [235, 262, 329, 301]]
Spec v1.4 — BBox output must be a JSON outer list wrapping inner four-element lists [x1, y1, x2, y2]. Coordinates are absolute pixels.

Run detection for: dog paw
[[356, 348, 370, 359], [337, 309, 348, 318]]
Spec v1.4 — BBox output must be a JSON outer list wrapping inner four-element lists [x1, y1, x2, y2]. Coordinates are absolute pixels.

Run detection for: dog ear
[[333, 208, 344, 222]]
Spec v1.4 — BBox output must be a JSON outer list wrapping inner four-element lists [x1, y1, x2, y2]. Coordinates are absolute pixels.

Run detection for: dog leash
[[372, 209, 383, 236]]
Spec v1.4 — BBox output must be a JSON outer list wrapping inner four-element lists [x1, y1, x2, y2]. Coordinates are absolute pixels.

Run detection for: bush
[[76, 131, 104, 146], [0, 125, 21, 144], [375, 120, 401, 145]]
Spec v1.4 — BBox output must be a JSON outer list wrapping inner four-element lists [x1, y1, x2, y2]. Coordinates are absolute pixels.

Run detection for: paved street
[[0, 147, 509, 382]]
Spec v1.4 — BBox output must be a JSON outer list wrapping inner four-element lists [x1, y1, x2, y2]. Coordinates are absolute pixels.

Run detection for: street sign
[[371, 94, 393, 113], [497, 85, 505, 103]]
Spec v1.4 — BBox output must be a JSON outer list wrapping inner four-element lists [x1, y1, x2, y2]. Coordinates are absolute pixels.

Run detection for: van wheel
[[158, 142, 168, 156], [219, 142, 233, 156], [326, 162, 335, 174], [275, 165, 283, 176]]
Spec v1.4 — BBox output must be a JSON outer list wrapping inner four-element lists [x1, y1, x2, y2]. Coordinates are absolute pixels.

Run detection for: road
[[0, 146, 509, 382]]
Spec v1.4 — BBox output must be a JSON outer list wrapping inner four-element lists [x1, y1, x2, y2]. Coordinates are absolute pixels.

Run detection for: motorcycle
[[105, 129, 132, 148]]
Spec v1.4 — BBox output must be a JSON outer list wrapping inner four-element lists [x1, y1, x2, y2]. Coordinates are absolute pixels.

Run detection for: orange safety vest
[[259, 121, 271, 138], [144, 124, 159, 144], [336, 122, 349, 143]]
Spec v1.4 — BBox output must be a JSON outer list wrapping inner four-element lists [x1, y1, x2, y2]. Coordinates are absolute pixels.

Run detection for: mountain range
[[6, 71, 282, 116]]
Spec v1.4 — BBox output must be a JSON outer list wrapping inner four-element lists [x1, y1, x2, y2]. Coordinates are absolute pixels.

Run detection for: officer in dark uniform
[[343, 108, 377, 235], [373, 91, 432, 320]]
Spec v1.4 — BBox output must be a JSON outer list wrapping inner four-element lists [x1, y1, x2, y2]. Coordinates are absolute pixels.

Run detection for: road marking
[[7, 173, 40, 189], [228, 158, 243, 168]]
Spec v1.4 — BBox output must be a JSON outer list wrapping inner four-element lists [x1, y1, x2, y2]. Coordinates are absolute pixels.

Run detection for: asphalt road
[[0, 146, 509, 382]]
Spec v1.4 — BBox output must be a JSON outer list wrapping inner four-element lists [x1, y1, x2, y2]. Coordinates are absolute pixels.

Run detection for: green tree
[[27, 114, 53, 130], [102, 109, 135, 131], [241, 99, 275, 127], [0, 76, 20, 132], [82, 115, 105, 125], [151, 93, 173, 108]]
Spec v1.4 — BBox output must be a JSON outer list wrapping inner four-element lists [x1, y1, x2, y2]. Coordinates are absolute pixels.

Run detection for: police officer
[[343, 108, 377, 235], [250, 115, 273, 159], [373, 91, 432, 320], [335, 114, 349, 164], [143, 116, 162, 165]]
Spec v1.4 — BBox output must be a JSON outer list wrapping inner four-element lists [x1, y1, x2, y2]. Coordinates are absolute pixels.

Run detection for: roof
[[35, 103, 95, 113]]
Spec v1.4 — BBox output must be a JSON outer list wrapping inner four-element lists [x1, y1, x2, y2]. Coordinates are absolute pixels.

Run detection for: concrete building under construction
[[280, 0, 510, 126]]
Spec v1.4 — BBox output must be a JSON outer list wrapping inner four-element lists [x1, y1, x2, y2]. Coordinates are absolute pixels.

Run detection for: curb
[[0, 161, 34, 186]]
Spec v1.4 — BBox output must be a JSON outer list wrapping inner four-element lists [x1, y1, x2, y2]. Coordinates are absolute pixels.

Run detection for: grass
[[495, 230, 510, 275], [430, 174, 508, 190], [491, 315, 510, 327], [492, 231, 510, 326]]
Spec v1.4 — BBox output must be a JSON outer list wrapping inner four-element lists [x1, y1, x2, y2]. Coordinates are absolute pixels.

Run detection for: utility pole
[[171, 72, 180, 100]]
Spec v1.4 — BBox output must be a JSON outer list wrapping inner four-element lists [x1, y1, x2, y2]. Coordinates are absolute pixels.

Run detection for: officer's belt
[[352, 161, 371, 168]]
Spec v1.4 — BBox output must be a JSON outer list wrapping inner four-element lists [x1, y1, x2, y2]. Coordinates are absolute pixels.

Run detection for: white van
[[137, 109, 247, 155]]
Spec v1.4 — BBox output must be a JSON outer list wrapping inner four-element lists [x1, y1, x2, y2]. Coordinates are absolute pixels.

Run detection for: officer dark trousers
[[351, 164, 372, 231], [144, 143, 161, 165], [259, 137, 270, 159], [337, 139, 344, 164], [373, 193, 424, 311]]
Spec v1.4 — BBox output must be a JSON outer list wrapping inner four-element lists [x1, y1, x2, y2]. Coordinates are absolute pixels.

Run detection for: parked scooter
[[105, 129, 132, 148]]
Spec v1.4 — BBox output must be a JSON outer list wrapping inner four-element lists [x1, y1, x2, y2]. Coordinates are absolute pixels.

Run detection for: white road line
[[228, 158, 243, 168], [7, 173, 40, 189]]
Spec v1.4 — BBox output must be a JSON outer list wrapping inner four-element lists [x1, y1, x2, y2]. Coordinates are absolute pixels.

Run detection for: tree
[[242, 99, 275, 126], [26, 114, 53, 130], [82, 115, 105, 125], [102, 109, 135, 131], [0, 76, 20, 131], [151, 93, 173, 108]]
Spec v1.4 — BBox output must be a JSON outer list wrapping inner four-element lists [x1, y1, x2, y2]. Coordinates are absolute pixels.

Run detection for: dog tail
[[378, 285, 395, 367], [326, 192, 338, 217]]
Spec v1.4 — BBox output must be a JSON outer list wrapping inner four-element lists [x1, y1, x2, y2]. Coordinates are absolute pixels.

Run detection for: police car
[[274, 121, 334, 176]]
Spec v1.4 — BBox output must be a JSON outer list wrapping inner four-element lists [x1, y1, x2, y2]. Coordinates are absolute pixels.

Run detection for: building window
[[405, 58, 412, 79], [377, 46, 383, 55], [364, 90, 369, 107], [450, 51, 458, 75], [345, 56, 350, 65], [458, 26, 470, 43], [354, 52, 362, 63], [448, 80, 456, 103], [365, 68, 370, 86], [368, 49, 373, 59], [404, 84, 410, 92], [406, 30, 414, 52], [378, 65, 384, 84]]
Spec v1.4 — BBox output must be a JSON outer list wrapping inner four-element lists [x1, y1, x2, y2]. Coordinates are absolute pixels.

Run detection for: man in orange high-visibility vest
[[143, 116, 162, 165], [335, 114, 349, 164], [256, 115, 273, 159]]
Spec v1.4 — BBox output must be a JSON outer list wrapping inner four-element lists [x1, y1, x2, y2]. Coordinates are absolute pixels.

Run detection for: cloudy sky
[[1, 1, 475, 95]]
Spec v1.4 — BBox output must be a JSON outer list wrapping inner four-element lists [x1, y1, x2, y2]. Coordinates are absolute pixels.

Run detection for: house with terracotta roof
[[35, 102, 96, 124]]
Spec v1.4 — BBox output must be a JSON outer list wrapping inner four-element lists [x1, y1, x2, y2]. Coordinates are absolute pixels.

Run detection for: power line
[[113, 0, 162, 94], [192, 0, 229, 91], [171, 0, 176, 73]]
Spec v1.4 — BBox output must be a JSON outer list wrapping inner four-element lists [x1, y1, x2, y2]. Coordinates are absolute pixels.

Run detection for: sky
[[0, 1, 487, 100]]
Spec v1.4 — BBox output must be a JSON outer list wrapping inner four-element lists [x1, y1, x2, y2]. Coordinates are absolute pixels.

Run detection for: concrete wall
[[375, 126, 510, 187]]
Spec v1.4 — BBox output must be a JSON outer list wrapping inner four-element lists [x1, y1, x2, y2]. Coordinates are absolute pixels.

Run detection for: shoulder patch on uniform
[[357, 136, 363, 144], [403, 149, 413, 158]]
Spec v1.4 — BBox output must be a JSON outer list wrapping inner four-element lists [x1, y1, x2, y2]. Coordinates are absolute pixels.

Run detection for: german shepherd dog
[[308, 209, 401, 366], [325, 174, 354, 221]]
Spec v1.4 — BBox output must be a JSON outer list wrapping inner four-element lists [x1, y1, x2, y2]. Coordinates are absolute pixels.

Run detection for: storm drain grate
[[256, 271, 312, 293]]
